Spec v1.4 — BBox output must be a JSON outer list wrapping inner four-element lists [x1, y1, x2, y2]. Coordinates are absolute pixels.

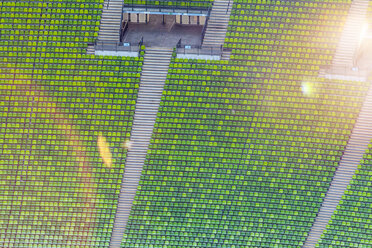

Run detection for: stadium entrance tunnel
[[121, 13, 204, 48]]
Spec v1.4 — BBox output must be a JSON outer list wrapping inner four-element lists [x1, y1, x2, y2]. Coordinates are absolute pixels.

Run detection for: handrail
[[226, 0, 232, 14], [200, 5, 212, 44], [120, 21, 129, 43], [138, 36, 144, 48], [94, 40, 140, 53], [175, 42, 224, 57], [122, 3, 210, 14], [138, 37, 144, 57], [176, 38, 182, 49], [119, 8, 125, 43]]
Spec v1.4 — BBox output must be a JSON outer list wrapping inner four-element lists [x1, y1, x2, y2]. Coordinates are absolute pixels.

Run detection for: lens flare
[[301, 81, 314, 97], [98, 134, 113, 167], [122, 139, 133, 150], [359, 23, 369, 44]]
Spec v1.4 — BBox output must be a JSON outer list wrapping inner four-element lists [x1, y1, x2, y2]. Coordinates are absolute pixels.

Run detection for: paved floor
[[123, 15, 203, 47]]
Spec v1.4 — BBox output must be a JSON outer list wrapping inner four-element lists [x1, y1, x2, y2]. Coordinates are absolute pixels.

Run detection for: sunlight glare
[[97, 134, 112, 167], [301, 81, 314, 97], [359, 23, 369, 43], [122, 139, 133, 150]]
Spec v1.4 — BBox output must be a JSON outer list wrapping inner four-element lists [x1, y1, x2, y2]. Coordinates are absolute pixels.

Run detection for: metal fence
[[176, 41, 223, 57], [94, 37, 144, 54], [123, 3, 210, 16]]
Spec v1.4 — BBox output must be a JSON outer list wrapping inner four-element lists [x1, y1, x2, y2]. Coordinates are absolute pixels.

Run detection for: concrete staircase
[[86, 44, 95, 55], [98, 0, 123, 42], [303, 82, 372, 248], [202, 0, 233, 48], [109, 47, 173, 248], [331, 0, 369, 70], [220, 48, 232, 60]]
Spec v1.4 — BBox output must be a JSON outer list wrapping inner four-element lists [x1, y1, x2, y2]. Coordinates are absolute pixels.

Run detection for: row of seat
[[225, 0, 350, 60], [317, 141, 372, 247], [0, 0, 144, 245], [0, 0, 102, 53], [0, 21, 142, 243], [122, 0, 368, 246]]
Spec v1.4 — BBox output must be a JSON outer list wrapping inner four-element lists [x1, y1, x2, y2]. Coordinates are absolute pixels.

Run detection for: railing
[[120, 21, 129, 43], [176, 38, 182, 49], [95, 41, 136, 52], [122, 1, 211, 15], [200, 16, 209, 43], [226, 0, 232, 13], [138, 36, 144, 48], [94, 38, 144, 55], [200, 5, 212, 44], [176, 43, 224, 57]]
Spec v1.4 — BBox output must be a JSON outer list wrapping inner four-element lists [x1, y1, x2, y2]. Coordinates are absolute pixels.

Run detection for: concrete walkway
[[123, 15, 203, 47]]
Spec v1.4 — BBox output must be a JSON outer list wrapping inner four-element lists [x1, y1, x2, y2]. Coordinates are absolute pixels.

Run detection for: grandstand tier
[[0, 3, 143, 242], [317, 141, 372, 247], [1, 0, 372, 247]]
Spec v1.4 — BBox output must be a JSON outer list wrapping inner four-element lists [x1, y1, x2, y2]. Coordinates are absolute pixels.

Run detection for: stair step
[[110, 47, 173, 246], [305, 1, 372, 243], [97, 0, 123, 43], [202, 0, 232, 48]]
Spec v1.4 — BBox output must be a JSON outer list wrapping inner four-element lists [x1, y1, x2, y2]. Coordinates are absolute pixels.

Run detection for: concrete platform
[[123, 6, 209, 16], [123, 15, 203, 48], [95, 50, 139, 57]]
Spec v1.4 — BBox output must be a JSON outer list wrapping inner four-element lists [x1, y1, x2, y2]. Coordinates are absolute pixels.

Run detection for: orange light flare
[[31, 88, 97, 242], [122, 139, 133, 150]]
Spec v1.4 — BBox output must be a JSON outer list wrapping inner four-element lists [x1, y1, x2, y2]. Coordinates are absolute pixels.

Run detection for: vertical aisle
[[303, 80, 372, 248], [97, 0, 123, 42], [304, 1, 371, 247], [202, 0, 233, 48], [109, 47, 173, 247]]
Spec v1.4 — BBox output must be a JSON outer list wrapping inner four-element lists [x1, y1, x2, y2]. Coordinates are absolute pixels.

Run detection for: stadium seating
[[0, 0, 144, 246], [122, 59, 368, 247], [0, 50, 142, 246], [1, 0, 372, 246], [0, 54, 142, 247], [0, 0, 102, 52], [225, 0, 351, 65], [316, 141, 372, 247], [121, 0, 370, 247]]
